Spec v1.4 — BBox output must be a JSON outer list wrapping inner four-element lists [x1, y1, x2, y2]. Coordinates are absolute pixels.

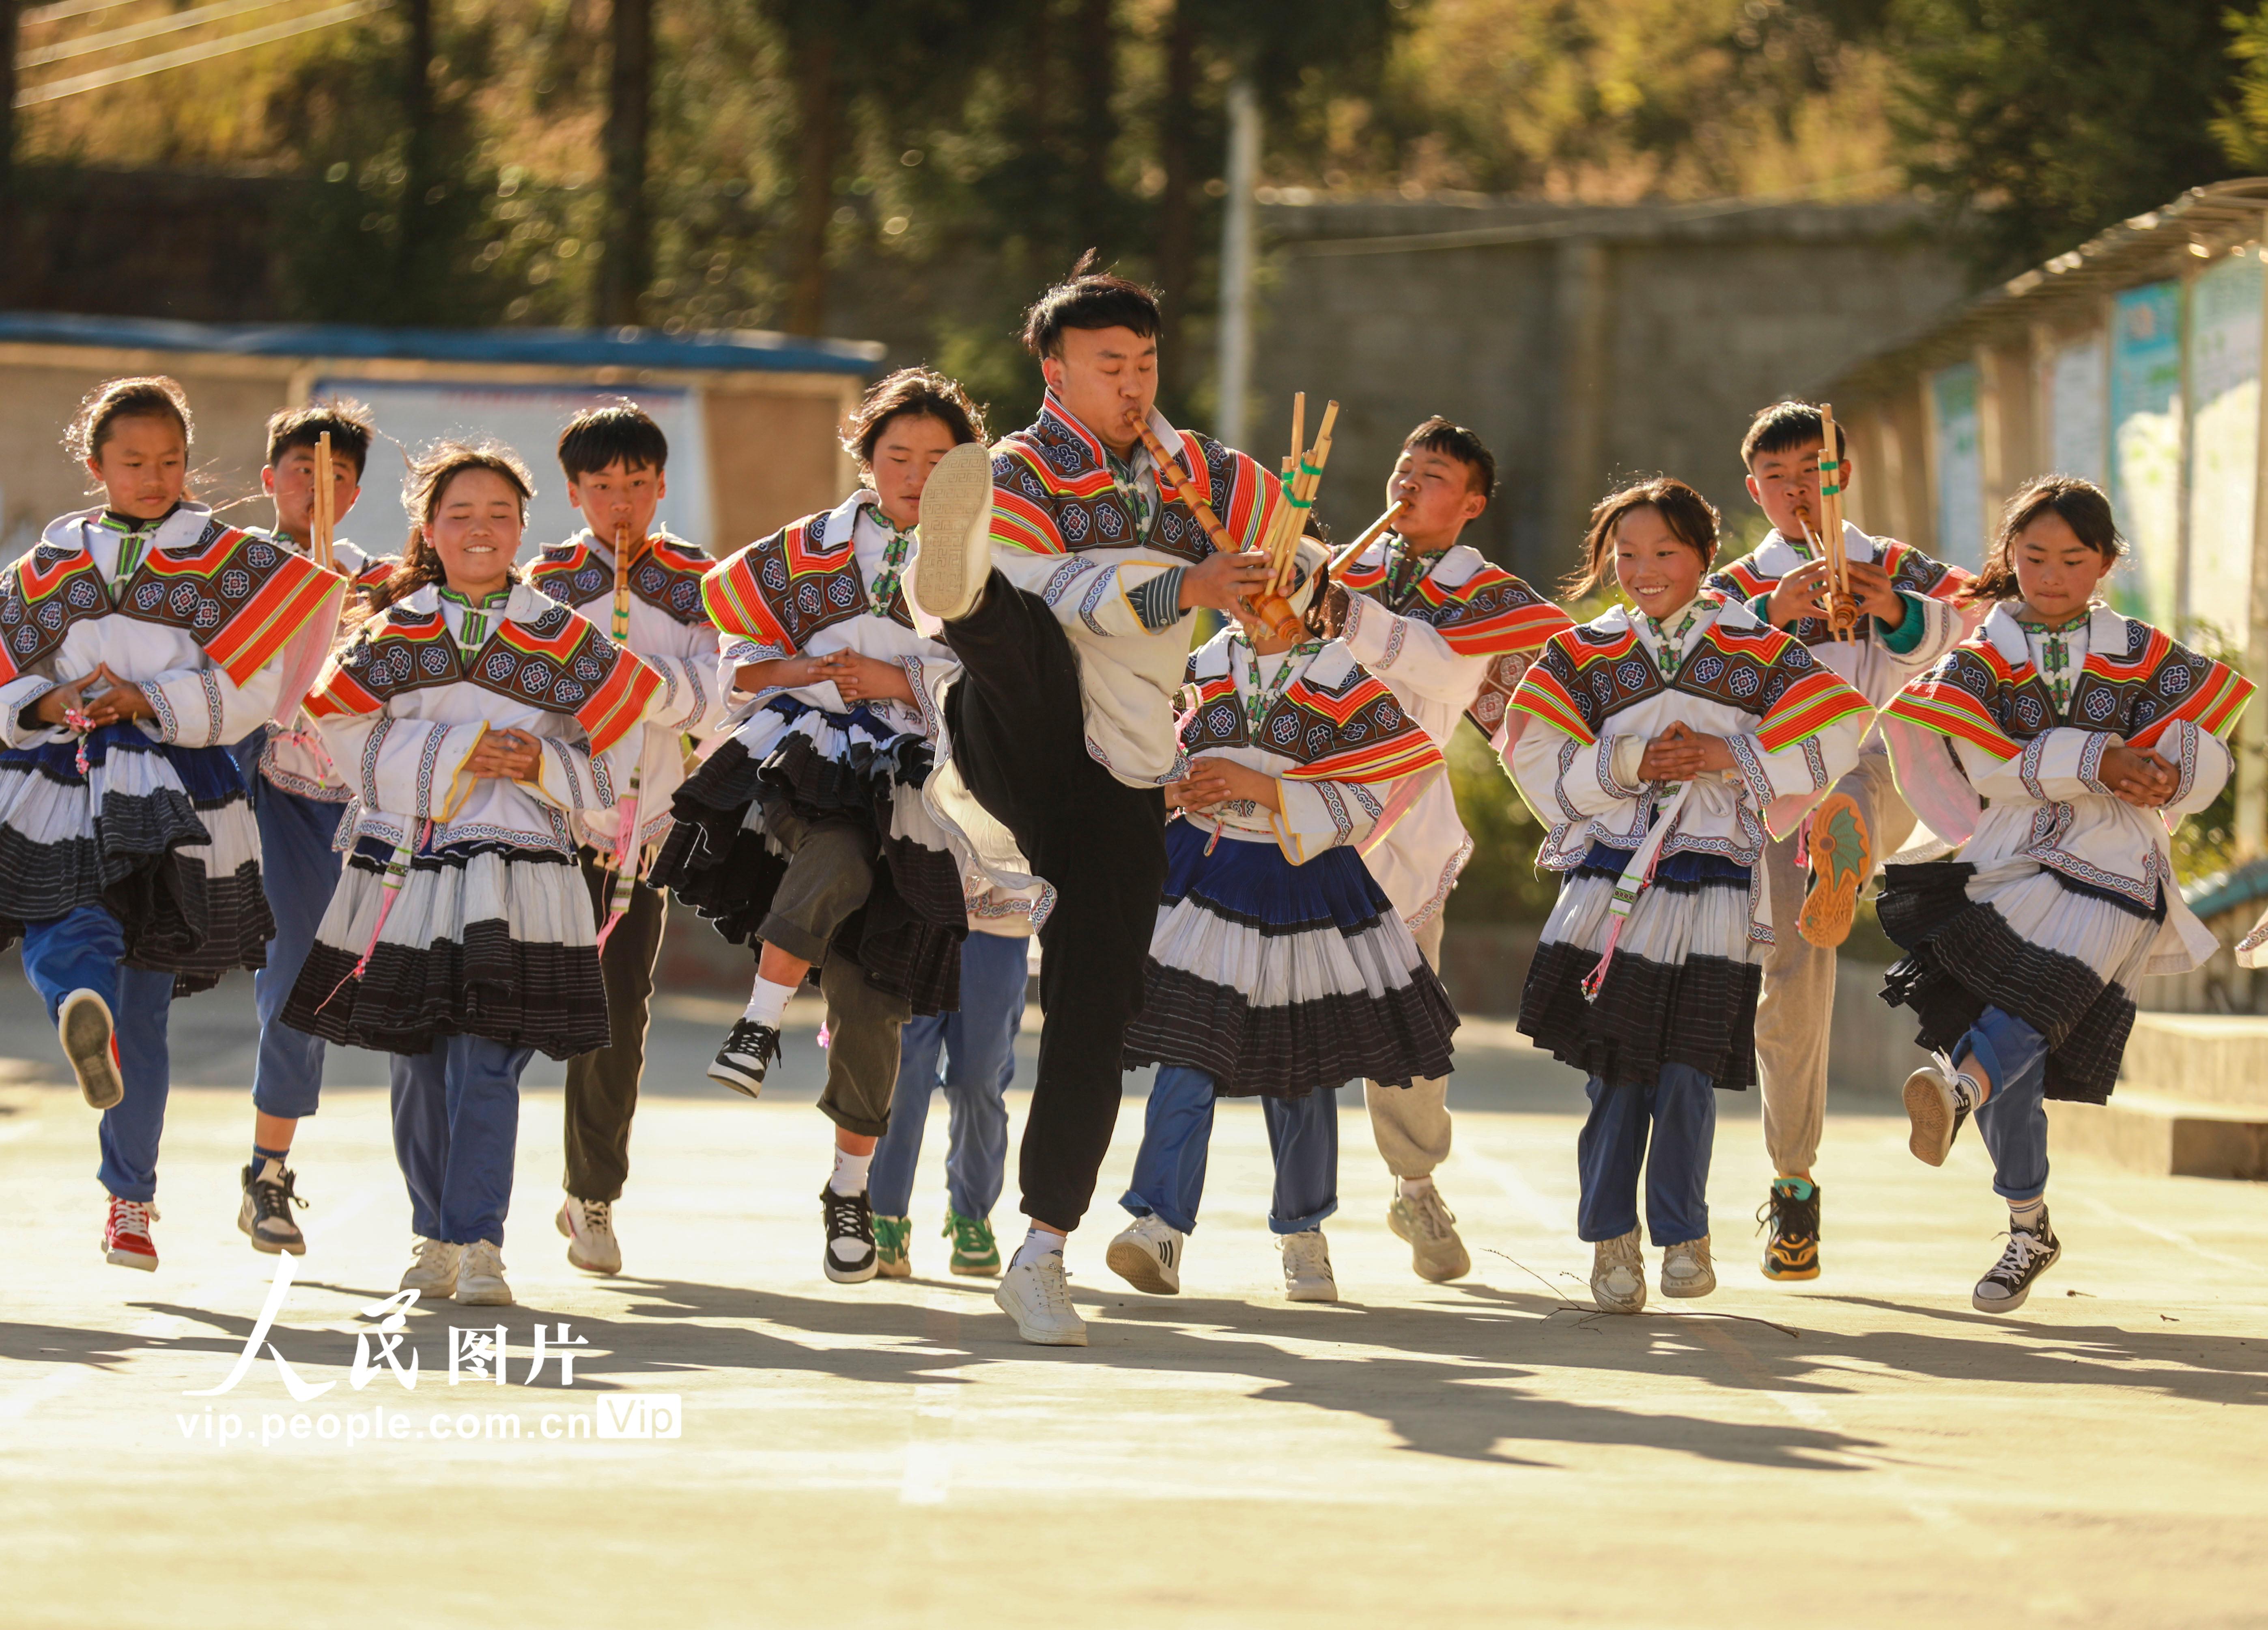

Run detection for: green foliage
[[1886, 0, 2242, 276], [1442, 720, 1560, 924]]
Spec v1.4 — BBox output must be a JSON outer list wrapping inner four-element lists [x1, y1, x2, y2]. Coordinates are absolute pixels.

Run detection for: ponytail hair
[[1962, 474, 2122, 606]]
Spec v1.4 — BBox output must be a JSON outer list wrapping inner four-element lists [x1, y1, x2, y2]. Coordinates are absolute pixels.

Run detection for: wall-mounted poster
[[2109, 281, 2184, 623], [1930, 362, 1984, 571], [2186, 253, 2262, 649], [308, 379, 715, 564], [2048, 334, 2108, 488]]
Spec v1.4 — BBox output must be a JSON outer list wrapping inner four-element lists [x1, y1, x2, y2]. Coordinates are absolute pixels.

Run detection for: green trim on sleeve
[[1876, 592, 1927, 655]]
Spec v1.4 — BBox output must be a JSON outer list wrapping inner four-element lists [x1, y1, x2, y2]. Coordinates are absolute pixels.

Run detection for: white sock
[[1398, 1175, 1435, 1200], [742, 975, 796, 1029], [1010, 1225, 1065, 1270], [829, 1145, 871, 1197], [2008, 1195, 2046, 1232]]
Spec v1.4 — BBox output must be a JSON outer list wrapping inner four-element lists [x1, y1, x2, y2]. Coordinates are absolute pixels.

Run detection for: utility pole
[[1215, 77, 1260, 451]]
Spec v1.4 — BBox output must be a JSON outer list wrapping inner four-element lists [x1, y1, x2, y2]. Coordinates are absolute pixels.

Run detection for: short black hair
[[1401, 416, 1496, 500], [557, 398, 669, 481], [266, 399, 374, 480], [1020, 250, 1162, 360], [1741, 400, 1847, 469]]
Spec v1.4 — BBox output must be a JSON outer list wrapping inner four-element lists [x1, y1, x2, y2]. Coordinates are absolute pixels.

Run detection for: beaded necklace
[[1103, 445, 1157, 543], [1640, 596, 1707, 682], [866, 504, 916, 618], [2017, 605, 2091, 717], [1235, 634, 1323, 737]]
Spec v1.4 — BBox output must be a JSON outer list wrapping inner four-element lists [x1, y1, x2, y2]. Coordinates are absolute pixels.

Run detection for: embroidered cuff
[[899, 655, 941, 738], [2019, 733, 2054, 802], [1339, 592, 1366, 650], [11, 678, 57, 740], [1130, 567, 1186, 632], [2076, 731, 2114, 797], [1599, 734, 1646, 800], [1726, 732, 1774, 808], [2163, 721, 2201, 807], [141, 682, 178, 743]]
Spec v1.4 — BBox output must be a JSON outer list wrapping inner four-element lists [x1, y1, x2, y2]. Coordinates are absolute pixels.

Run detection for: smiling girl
[[283, 441, 661, 1308], [0, 376, 345, 1271], [1877, 476, 2252, 1313], [1502, 477, 1872, 1314]]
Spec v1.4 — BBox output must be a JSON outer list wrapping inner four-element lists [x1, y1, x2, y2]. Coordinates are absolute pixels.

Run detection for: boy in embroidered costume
[[231, 400, 395, 1257], [867, 868, 1039, 1279], [1877, 477, 2251, 1312], [284, 443, 662, 1308], [1706, 401, 1974, 1281], [527, 401, 729, 1277], [0, 377, 345, 1271], [1328, 417, 1573, 1283], [1106, 539, 1457, 1302], [1504, 479, 1871, 1315], [652, 369, 982, 1285], [906, 259, 1285, 1346]]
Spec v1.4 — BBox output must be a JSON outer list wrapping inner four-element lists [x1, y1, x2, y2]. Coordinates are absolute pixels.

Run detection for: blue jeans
[[1576, 1062, 1716, 1246], [21, 904, 174, 1202], [869, 932, 1025, 1219], [247, 772, 346, 1119], [1954, 1005, 2050, 1203], [1121, 1064, 1341, 1236], [389, 1034, 534, 1246]]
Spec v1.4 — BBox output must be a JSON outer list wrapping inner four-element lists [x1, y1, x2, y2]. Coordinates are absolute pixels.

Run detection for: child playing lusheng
[[1110, 538, 1457, 1303], [528, 401, 728, 1277], [653, 368, 981, 1285], [1706, 401, 1972, 1281], [1504, 478, 1870, 1314], [1330, 417, 1574, 1284], [285, 442, 661, 1307], [232, 400, 394, 1256], [1878, 476, 2251, 1312], [0, 377, 345, 1269]]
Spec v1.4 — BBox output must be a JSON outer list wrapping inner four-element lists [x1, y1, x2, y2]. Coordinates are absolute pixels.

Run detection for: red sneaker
[[103, 1195, 159, 1271]]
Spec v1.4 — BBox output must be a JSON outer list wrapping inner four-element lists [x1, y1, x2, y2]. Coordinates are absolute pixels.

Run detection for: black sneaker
[[1758, 1178, 1821, 1281], [237, 1159, 308, 1256], [821, 1186, 878, 1283], [1973, 1209, 2061, 1312], [707, 1019, 781, 1098]]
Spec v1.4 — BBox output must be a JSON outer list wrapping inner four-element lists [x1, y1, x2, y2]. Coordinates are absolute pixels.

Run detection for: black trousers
[[945, 573, 1167, 1232], [563, 850, 667, 1202]]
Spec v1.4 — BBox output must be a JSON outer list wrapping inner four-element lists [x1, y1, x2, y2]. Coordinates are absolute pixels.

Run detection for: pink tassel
[[318, 819, 429, 1013]]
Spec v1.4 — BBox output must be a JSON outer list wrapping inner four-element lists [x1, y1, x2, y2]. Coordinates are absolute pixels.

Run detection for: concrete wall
[[1248, 198, 1974, 584]]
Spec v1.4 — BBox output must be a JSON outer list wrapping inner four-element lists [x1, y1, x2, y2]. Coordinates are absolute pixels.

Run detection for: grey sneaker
[[1590, 1226, 1646, 1314], [1387, 1185, 1471, 1282], [1661, 1234, 1716, 1298], [238, 1158, 308, 1255], [908, 441, 994, 622], [59, 988, 122, 1110]]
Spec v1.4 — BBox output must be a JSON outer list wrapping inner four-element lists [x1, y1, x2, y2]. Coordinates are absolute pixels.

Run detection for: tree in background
[[1887, 0, 2242, 275], [597, 0, 656, 326]]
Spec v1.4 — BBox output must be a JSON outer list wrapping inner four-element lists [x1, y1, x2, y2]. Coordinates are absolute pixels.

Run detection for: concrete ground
[[3, 972, 2266, 1628]]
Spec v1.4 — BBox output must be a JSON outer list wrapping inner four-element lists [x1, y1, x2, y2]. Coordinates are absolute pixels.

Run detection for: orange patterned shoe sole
[[1799, 792, 1871, 949]]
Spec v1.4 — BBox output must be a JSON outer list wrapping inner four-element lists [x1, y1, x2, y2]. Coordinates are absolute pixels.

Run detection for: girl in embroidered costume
[[651, 368, 983, 1286], [0, 376, 346, 1271], [527, 401, 730, 1279], [283, 442, 662, 1309], [230, 400, 400, 1259], [1327, 417, 1574, 1285], [1503, 478, 1871, 1315], [1878, 476, 2252, 1313], [1106, 538, 1457, 1303]]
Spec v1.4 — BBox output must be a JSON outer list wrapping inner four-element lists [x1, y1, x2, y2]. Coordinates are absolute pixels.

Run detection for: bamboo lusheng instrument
[[1131, 418, 1306, 641], [1801, 402, 1859, 641], [1260, 398, 1340, 600], [311, 431, 336, 573], [1327, 499, 1409, 579], [595, 519, 644, 948]]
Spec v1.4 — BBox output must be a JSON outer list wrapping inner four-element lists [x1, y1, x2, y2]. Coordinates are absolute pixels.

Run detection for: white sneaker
[[1387, 1183, 1471, 1282], [400, 1238, 462, 1301], [1591, 1226, 1646, 1314], [994, 1253, 1087, 1347], [1279, 1229, 1338, 1303], [557, 1196, 622, 1275], [59, 988, 122, 1110], [456, 1240, 513, 1306], [1105, 1213, 1184, 1295], [908, 441, 994, 622], [1661, 1234, 1716, 1298], [1903, 1064, 1976, 1167]]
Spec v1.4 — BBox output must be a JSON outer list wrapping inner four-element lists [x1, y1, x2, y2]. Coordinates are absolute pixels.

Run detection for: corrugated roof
[[0, 310, 886, 375], [1825, 178, 2268, 406]]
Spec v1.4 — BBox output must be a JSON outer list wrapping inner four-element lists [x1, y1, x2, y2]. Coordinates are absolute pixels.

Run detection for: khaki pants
[[1365, 913, 1452, 1180], [1754, 746, 1915, 1176]]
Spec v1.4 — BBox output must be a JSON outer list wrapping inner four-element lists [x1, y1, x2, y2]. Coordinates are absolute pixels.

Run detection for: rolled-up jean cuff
[[1269, 1196, 1338, 1236], [757, 910, 832, 969]]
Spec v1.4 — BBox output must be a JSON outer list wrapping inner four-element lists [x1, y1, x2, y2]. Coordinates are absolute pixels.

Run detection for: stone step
[[2117, 1012, 2268, 1112], [2049, 1092, 2268, 1182]]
